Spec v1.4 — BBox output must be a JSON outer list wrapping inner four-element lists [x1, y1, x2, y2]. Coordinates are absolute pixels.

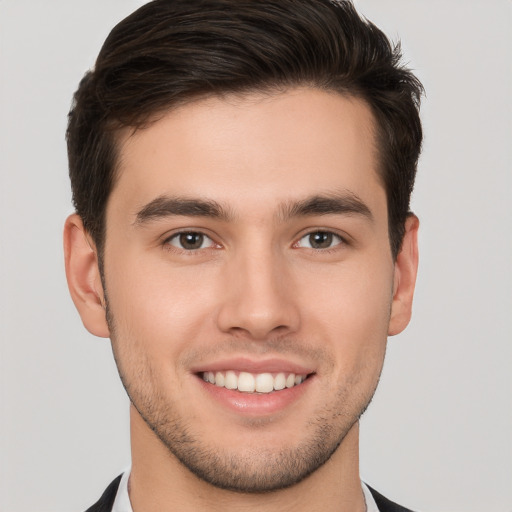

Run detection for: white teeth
[[274, 373, 286, 391], [215, 371, 224, 387], [238, 372, 255, 392], [201, 370, 308, 393], [255, 373, 274, 393], [224, 370, 237, 390]]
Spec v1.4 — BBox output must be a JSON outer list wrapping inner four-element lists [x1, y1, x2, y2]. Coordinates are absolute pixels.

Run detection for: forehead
[[112, 88, 384, 220]]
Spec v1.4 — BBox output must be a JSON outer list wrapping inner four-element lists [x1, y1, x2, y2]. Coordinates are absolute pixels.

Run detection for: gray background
[[0, 1, 510, 510]]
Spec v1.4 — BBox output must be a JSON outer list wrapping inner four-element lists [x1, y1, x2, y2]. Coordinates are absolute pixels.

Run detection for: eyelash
[[162, 229, 349, 254], [163, 231, 219, 253], [293, 230, 348, 252]]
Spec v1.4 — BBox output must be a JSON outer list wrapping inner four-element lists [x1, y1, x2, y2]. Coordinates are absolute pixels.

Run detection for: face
[[99, 88, 401, 492]]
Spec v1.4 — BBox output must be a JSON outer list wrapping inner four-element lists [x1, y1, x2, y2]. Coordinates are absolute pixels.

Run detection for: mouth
[[199, 370, 310, 394], [192, 358, 315, 414]]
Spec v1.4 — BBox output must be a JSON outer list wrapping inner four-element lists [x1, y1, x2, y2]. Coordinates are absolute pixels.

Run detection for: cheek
[[105, 258, 220, 357], [300, 259, 393, 369]]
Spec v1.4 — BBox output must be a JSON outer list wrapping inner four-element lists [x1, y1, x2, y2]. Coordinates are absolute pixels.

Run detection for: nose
[[216, 246, 300, 340]]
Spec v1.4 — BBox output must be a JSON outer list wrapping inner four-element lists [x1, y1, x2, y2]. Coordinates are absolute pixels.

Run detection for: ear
[[388, 214, 420, 336], [63, 214, 110, 338]]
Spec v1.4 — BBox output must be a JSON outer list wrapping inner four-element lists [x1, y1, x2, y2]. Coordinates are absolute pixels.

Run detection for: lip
[[197, 375, 314, 415], [190, 356, 314, 375], [191, 357, 316, 416]]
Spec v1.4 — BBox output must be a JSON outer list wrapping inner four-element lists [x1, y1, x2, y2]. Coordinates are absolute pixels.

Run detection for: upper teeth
[[202, 371, 307, 393]]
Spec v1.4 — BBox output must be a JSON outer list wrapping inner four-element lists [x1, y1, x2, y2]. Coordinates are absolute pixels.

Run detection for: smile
[[201, 371, 308, 394]]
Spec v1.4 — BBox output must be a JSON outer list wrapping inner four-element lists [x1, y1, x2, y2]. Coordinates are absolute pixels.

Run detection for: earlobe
[[388, 214, 419, 336], [63, 214, 110, 338]]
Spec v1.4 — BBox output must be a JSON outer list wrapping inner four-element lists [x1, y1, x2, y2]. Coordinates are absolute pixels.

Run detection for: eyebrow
[[134, 191, 373, 226], [134, 196, 233, 225], [279, 192, 373, 221]]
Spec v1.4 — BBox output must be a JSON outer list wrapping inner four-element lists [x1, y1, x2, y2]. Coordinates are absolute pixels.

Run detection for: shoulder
[[84, 475, 123, 512], [367, 485, 417, 512]]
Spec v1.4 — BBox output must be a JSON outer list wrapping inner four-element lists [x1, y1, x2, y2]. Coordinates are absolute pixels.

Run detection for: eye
[[296, 231, 344, 250], [166, 232, 216, 251]]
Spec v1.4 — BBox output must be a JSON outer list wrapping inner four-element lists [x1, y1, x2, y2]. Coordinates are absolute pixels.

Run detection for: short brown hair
[[67, 0, 423, 259]]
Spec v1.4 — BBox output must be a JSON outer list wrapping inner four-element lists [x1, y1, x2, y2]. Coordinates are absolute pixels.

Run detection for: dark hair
[[67, 0, 423, 259]]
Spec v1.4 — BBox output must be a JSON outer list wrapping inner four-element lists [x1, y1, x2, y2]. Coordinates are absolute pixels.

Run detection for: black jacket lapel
[[367, 485, 416, 512], [85, 475, 123, 512]]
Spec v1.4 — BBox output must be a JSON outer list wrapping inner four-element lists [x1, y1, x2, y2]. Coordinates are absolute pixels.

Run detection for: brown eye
[[297, 231, 342, 249], [167, 232, 213, 250], [309, 232, 333, 249]]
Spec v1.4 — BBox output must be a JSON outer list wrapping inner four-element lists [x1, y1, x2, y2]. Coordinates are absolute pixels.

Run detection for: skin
[[64, 88, 419, 512]]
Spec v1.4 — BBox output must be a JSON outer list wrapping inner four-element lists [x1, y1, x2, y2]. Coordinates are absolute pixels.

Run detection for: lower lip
[[197, 375, 313, 416]]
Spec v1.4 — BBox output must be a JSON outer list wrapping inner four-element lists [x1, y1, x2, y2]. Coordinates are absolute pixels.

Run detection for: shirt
[[112, 468, 380, 512]]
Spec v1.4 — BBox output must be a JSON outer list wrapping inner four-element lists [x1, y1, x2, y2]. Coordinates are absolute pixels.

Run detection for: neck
[[128, 406, 365, 512]]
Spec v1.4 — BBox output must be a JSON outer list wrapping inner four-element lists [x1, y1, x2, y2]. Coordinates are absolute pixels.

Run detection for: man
[[63, 0, 423, 510]]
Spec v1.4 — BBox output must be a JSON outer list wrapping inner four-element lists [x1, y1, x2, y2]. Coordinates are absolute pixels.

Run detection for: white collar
[[362, 481, 381, 512], [112, 468, 380, 512], [112, 468, 132, 512]]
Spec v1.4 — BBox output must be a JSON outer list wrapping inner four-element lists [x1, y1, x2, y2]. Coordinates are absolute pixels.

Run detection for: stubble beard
[[106, 304, 382, 494]]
